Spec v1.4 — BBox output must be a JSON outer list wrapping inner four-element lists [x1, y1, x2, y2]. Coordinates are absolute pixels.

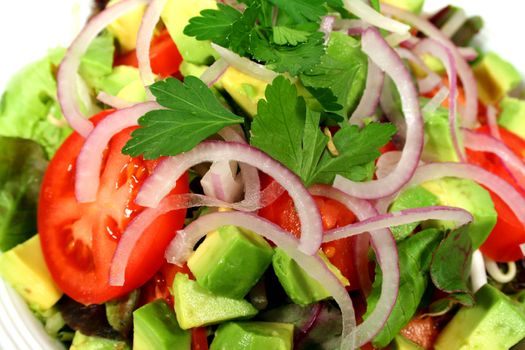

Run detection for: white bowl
[[0, 1, 524, 349]]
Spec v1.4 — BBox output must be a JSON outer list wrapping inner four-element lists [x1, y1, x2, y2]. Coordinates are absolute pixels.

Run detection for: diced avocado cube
[[272, 249, 348, 306], [116, 79, 147, 104], [421, 178, 497, 249], [388, 186, 440, 240], [173, 273, 258, 329], [473, 52, 522, 105], [219, 67, 269, 117], [188, 225, 274, 299], [70, 331, 129, 350], [434, 284, 525, 350], [498, 97, 525, 140], [161, 0, 218, 64], [210, 322, 294, 350], [133, 299, 191, 350], [381, 0, 425, 14], [421, 102, 463, 163], [0, 235, 62, 311], [106, 0, 146, 52], [392, 335, 424, 350]]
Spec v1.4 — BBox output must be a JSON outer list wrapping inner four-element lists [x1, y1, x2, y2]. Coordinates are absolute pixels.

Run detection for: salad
[[1, 0, 525, 349]]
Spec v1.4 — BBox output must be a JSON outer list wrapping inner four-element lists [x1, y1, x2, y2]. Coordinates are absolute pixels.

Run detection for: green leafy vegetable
[[273, 26, 311, 45], [122, 77, 244, 159], [267, 0, 327, 23], [251, 76, 395, 186], [430, 225, 475, 306], [0, 137, 48, 252], [366, 228, 443, 348], [301, 32, 368, 118]]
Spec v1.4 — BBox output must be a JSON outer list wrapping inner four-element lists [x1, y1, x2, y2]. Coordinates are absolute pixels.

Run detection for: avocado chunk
[[133, 299, 191, 350], [421, 178, 497, 249], [272, 249, 348, 306], [161, 0, 218, 64], [421, 102, 463, 162], [106, 0, 146, 53], [0, 235, 62, 311], [434, 284, 525, 350], [388, 186, 440, 240], [219, 67, 268, 117], [210, 322, 294, 350], [70, 331, 129, 350], [173, 273, 258, 329], [473, 52, 522, 105], [498, 97, 525, 140], [392, 335, 424, 350], [188, 225, 274, 299], [380, 0, 425, 14]]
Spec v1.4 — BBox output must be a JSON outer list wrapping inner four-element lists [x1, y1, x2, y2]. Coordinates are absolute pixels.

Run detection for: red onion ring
[[136, 141, 323, 255], [309, 184, 399, 347], [164, 211, 357, 350], [486, 105, 502, 140], [136, 0, 166, 94], [324, 206, 473, 242], [201, 161, 243, 202], [376, 151, 401, 180], [422, 86, 449, 114], [414, 38, 465, 161], [57, 0, 149, 137], [396, 48, 441, 94], [200, 58, 230, 87], [343, 0, 409, 34], [440, 8, 467, 38], [75, 102, 160, 202], [320, 16, 336, 43], [334, 28, 423, 200], [382, 4, 479, 128], [458, 47, 479, 62], [334, 19, 369, 36], [211, 44, 278, 82], [96, 91, 135, 109], [350, 59, 384, 127], [385, 32, 412, 47]]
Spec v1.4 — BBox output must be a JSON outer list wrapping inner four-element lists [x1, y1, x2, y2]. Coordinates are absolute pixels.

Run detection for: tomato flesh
[[38, 111, 188, 304]]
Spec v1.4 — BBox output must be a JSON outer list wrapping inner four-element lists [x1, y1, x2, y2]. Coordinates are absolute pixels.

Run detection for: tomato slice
[[466, 125, 525, 262], [258, 175, 361, 290], [139, 263, 191, 307], [191, 327, 209, 350], [38, 111, 188, 304], [114, 29, 183, 78]]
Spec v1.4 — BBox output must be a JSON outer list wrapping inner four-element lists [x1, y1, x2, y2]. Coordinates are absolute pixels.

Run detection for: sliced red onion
[[440, 8, 467, 38], [470, 250, 487, 292], [354, 233, 372, 296], [320, 16, 336, 43], [309, 184, 399, 347], [199, 58, 230, 87], [350, 59, 384, 127], [334, 28, 423, 199], [422, 85, 449, 114], [458, 47, 479, 62], [201, 161, 244, 202], [96, 91, 135, 109], [334, 18, 369, 35], [486, 105, 502, 140], [75, 102, 160, 203], [382, 4, 479, 128], [136, 141, 323, 255], [385, 32, 412, 47], [165, 211, 357, 350], [414, 38, 465, 162], [57, 0, 149, 137], [211, 44, 278, 83], [380, 76, 407, 141], [343, 0, 409, 34], [463, 129, 525, 186], [136, 0, 166, 93], [520, 243, 525, 256], [375, 151, 400, 180], [324, 206, 473, 242], [396, 48, 442, 94]]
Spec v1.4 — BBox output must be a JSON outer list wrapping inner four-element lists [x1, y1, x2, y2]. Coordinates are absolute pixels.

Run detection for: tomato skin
[[139, 263, 191, 307], [399, 316, 440, 349], [191, 327, 209, 350], [114, 29, 183, 78], [465, 126, 525, 262], [258, 176, 360, 290], [38, 111, 188, 305]]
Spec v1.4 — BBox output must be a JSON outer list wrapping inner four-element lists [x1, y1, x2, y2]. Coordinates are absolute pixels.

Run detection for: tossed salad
[[1, 0, 525, 349]]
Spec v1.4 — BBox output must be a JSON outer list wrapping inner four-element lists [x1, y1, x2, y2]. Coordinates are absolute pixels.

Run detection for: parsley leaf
[[251, 76, 394, 186], [273, 26, 311, 46], [229, 4, 260, 56], [183, 4, 242, 48], [301, 32, 368, 118], [122, 77, 243, 159], [268, 0, 327, 23]]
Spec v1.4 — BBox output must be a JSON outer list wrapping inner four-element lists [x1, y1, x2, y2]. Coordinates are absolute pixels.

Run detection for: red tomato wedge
[[466, 125, 525, 262], [114, 29, 183, 79], [258, 175, 360, 290], [38, 110, 188, 305]]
